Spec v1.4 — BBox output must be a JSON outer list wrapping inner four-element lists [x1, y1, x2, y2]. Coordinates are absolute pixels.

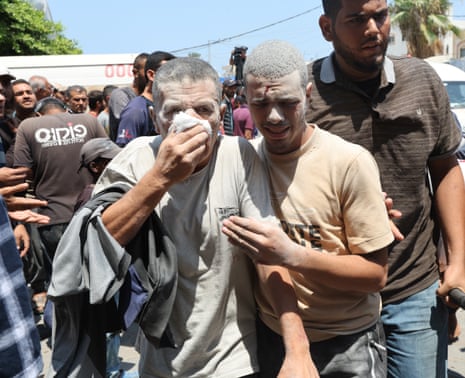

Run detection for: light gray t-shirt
[[95, 135, 276, 377]]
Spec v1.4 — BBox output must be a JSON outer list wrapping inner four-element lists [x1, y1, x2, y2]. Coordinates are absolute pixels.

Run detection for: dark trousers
[[22, 224, 48, 293], [38, 223, 69, 277], [257, 316, 387, 378]]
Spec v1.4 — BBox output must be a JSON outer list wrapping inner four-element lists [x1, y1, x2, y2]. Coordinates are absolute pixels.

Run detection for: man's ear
[[220, 103, 226, 121], [88, 161, 99, 174], [306, 82, 312, 99], [146, 69, 156, 83], [319, 15, 334, 42], [149, 106, 160, 134]]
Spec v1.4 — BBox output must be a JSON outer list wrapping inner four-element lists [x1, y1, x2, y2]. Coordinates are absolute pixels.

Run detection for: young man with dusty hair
[[223, 39, 393, 377]]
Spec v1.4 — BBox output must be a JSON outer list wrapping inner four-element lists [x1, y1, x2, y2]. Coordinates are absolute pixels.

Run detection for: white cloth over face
[[169, 112, 212, 135]]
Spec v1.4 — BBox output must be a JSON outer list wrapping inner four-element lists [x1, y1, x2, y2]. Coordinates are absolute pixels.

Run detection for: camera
[[233, 46, 248, 58], [231, 46, 248, 81]]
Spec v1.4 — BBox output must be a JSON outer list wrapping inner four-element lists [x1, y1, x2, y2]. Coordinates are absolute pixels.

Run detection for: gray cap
[[79, 138, 121, 169]]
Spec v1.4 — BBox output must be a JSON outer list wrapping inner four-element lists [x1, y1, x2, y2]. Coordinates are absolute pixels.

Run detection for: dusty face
[[12, 83, 37, 113], [67, 90, 88, 113], [154, 78, 222, 169], [246, 70, 311, 155], [320, 0, 390, 81]]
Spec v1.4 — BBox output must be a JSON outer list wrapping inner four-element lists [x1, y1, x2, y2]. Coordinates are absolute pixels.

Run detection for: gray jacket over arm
[[47, 183, 177, 377]]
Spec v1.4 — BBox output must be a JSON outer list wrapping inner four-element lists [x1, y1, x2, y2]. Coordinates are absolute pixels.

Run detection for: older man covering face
[[95, 57, 281, 377]]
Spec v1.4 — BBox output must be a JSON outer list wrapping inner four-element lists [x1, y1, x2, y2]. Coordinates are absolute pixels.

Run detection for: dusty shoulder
[[219, 134, 258, 154], [216, 135, 264, 170]]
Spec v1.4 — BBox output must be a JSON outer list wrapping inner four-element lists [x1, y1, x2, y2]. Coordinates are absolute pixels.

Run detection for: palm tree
[[390, 0, 461, 58]]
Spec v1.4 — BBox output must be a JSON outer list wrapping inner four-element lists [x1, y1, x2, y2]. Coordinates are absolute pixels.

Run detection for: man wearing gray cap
[[75, 137, 121, 210], [75, 137, 123, 377]]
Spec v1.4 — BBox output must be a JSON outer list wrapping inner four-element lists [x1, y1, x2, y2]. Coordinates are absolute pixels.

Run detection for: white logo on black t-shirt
[[35, 124, 88, 147]]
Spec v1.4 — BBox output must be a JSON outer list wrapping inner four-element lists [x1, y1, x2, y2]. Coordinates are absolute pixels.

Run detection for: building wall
[[0, 54, 139, 89], [388, 11, 465, 61], [387, 25, 408, 57]]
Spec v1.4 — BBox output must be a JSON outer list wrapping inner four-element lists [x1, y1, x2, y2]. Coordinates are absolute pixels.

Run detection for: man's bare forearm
[[102, 169, 169, 246]]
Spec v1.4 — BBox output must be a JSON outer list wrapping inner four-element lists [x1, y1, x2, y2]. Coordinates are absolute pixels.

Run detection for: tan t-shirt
[[254, 126, 394, 342]]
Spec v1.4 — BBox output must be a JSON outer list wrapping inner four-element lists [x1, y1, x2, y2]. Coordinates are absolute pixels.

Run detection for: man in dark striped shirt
[[308, 1, 465, 377], [221, 79, 238, 136]]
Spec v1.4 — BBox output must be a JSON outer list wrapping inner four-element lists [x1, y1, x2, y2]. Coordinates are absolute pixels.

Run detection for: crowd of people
[[0, 0, 464, 377]]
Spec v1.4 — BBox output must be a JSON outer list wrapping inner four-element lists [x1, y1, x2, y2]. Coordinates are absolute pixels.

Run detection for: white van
[[427, 61, 465, 133]]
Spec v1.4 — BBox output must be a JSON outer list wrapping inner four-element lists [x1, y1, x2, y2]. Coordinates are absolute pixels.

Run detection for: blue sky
[[46, 0, 465, 75]]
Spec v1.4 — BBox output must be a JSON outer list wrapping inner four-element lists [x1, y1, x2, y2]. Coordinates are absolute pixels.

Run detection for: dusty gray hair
[[244, 40, 308, 90], [152, 57, 222, 104]]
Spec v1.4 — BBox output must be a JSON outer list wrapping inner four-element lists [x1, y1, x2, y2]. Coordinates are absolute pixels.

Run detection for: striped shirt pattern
[[308, 55, 461, 303], [0, 197, 42, 377]]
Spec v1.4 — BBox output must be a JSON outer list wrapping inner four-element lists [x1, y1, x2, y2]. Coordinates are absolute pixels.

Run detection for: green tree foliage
[[390, 0, 460, 58], [0, 0, 82, 55]]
